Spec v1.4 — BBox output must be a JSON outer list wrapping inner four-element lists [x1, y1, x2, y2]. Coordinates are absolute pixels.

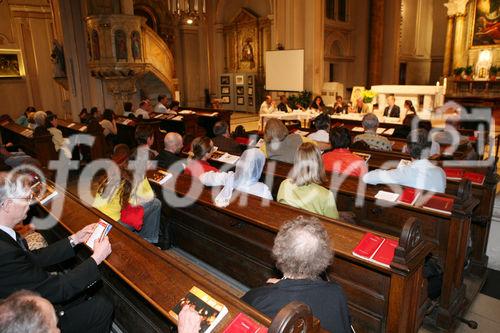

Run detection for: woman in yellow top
[[277, 142, 339, 219], [93, 144, 161, 244]]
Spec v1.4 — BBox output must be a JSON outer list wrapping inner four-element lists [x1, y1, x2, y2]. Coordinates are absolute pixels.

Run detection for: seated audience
[[211, 98, 222, 109], [231, 125, 250, 145], [131, 125, 158, 160], [383, 95, 400, 118], [134, 100, 151, 119], [403, 99, 416, 117], [79, 108, 89, 124], [333, 96, 348, 114], [277, 143, 339, 219], [352, 98, 369, 113], [184, 137, 218, 178], [45, 114, 71, 157], [323, 127, 367, 177], [0, 144, 40, 169], [94, 144, 161, 244], [242, 216, 351, 333], [308, 113, 331, 143], [309, 95, 325, 110], [259, 95, 277, 114], [123, 102, 133, 117], [277, 95, 292, 113], [99, 108, 118, 143], [16, 106, 35, 127], [89, 106, 100, 120], [158, 132, 185, 174], [154, 94, 170, 114], [200, 148, 273, 205], [32, 111, 47, 129], [261, 118, 314, 164], [212, 121, 243, 155], [0, 290, 59, 333], [363, 129, 446, 192], [0, 172, 113, 333], [353, 113, 392, 151], [169, 100, 180, 112]]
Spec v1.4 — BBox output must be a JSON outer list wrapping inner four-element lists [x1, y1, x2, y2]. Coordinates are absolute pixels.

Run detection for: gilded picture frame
[[0, 49, 25, 78], [471, 0, 500, 47]]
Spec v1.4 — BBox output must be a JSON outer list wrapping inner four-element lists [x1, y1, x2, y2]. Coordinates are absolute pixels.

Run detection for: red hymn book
[[352, 233, 398, 267]]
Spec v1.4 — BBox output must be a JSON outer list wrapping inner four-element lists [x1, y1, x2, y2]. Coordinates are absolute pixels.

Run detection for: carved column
[[368, 0, 385, 86], [443, 15, 455, 76]]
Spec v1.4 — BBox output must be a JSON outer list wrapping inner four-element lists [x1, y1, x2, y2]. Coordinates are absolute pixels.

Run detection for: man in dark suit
[[212, 121, 243, 155], [157, 131, 185, 174], [383, 95, 400, 118], [0, 173, 113, 333]]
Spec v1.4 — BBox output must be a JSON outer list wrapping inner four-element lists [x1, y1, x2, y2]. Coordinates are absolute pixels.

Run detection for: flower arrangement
[[490, 66, 498, 80], [453, 67, 465, 79], [464, 66, 473, 79], [361, 90, 377, 104]]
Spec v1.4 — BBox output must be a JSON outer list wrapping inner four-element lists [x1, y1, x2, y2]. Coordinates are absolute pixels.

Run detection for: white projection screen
[[265, 50, 304, 92]]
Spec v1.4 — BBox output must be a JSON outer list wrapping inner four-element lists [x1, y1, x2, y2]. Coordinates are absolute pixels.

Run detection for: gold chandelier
[[167, 0, 206, 25]]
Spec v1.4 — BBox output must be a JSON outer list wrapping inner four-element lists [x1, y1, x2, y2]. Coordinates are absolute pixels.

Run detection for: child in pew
[[45, 113, 72, 158], [93, 144, 161, 244], [199, 148, 273, 207], [277, 142, 339, 219]]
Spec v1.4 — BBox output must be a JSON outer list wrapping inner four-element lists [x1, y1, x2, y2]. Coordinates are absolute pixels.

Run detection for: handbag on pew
[[120, 204, 144, 231]]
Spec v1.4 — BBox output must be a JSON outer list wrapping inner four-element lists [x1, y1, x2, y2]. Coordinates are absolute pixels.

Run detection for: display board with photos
[[218, 73, 257, 113]]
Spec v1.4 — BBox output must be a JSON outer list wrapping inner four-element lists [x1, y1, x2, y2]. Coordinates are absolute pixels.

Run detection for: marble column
[[368, 0, 385, 86], [442, 15, 455, 76], [452, 13, 466, 69]]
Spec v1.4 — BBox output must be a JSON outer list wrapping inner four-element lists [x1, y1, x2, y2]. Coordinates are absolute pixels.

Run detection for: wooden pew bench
[[57, 118, 106, 160], [35, 181, 282, 333], [149, 172, 433, 333]]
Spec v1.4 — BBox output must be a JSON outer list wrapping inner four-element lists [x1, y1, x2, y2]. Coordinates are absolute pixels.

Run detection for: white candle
[[443, 77, 447, 93]]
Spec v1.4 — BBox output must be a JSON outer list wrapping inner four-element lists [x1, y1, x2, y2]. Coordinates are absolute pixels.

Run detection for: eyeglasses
[[8, 193, 35, 205]]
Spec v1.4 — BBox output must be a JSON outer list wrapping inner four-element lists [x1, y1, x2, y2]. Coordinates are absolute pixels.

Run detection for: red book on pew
[[443, 168, 464, 180], [223, 313, 268, 333], [397, 188, 420, 206], [352, 233, 398, 267], [463, 172, 485, 185], [422, 196, 454, 215]]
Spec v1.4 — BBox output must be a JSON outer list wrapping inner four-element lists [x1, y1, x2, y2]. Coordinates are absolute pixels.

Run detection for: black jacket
[[242, 278, 351, 333], [0, 230, 100, 304], [383, 105, 400, 118]]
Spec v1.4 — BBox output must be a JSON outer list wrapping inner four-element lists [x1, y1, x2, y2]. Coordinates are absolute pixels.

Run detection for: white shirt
[[363, 159, 446, 193], [154, 102, 167, 114], [134, 108, 149, 119], [200, 171, 273, 200], [259, 101, 277, 114], [308, 130, 329, 143], [0, 225, 16, 241]]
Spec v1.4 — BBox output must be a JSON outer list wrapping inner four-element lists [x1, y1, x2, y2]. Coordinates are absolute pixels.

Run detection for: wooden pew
[[0, 117, 57, 172], [35, 181, 286, 333], [150, 172, 433, 333], [57, 119, 106, 160], [350, 147, 499, 277]]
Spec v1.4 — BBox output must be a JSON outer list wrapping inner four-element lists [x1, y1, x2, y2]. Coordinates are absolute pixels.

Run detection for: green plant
[[453, 67, 465, 76], [464, 66, 473, 76], [490, 66, 498, 76], [288, 90, 312, 109]]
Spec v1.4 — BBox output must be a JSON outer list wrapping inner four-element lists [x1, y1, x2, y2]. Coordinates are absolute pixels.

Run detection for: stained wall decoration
[[115, 29, 127, 60]]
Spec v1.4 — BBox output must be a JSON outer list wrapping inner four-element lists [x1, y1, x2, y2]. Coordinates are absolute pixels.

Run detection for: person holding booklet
[[184, 137, 219, 178], [199, 148, 273, 206], [242, 216, 352, 333], [0, 172, 113, 333], [363, 129, 446, 193]]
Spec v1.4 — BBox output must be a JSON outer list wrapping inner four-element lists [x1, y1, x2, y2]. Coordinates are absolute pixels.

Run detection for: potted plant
[[288, 90, 312, 110], [464, 66, 473, 80], [453, 67, 464, 80], [490, 66, 498, 81], [361, 90, 377, 104]]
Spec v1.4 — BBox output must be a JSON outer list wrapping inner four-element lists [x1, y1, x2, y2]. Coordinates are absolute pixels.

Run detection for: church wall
[[0, 0, 67, 120]]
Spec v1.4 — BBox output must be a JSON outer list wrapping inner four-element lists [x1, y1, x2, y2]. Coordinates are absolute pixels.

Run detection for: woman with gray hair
[[242, 216, 351, 333]]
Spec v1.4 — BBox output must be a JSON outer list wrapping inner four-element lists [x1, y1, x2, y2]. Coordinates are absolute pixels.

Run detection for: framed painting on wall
[[221, 86, 230, 94], [0, 49, 25, 78], [220, 75, 230, 85], [235, 75, 244, 85], [471, 0, 500, 46], [221, 96, 230, 104], [247, 75, 253, 85], [248, 97, 254, 106], [237, 96, 244, 105], [236, 86, 244, 95], [247, 87, 253, 95]]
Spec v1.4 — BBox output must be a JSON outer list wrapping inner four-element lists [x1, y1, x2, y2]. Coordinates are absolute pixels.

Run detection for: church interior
[[0, 0, 500, 332]]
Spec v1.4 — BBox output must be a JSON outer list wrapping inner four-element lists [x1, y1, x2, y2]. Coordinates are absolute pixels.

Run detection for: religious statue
[[115, 30, 127, 60], [131, 31, 141, 60], [241, 38, 254, 62], [91, 30, 100, 60], [50, 39, 66, 78]]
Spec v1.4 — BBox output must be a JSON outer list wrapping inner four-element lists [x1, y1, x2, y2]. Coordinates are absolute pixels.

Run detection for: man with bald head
[[158, 132, 185, 173]]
